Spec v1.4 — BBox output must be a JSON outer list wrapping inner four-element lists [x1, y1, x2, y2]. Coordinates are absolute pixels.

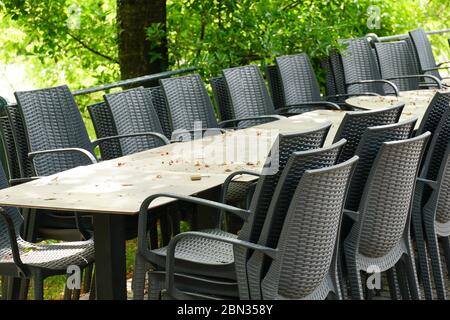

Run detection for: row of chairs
[[322, 28, 449, 101], [0, 28, 449, 299], [131, 92, 450, 299]]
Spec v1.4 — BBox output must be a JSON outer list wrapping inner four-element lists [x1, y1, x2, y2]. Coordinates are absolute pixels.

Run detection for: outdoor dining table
[[345, 88, 449, 128], [0, 89, 440, 299]]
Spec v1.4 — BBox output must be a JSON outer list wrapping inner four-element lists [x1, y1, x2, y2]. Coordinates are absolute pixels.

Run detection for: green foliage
[[161, 0, 449, 83]]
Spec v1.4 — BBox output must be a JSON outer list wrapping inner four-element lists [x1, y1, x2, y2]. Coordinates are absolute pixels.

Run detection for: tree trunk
[[117, 0, 168, 81]]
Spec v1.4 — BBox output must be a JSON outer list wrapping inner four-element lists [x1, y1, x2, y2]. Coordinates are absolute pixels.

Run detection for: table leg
[[93, 214, 127, 300]]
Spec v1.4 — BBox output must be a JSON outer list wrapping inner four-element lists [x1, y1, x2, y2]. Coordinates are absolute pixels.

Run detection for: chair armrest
[[219, 170, 260, 228], [324, 93, 381, 100], [29, 148, 97, 164], [277, 101, 341, 114], [385, 75, 442, 89], [416, 177, 438, 190], [9, 177, 40, 186], [343, 209, 359, 222], [218, 115, 285, 128], [422, 66, 450, 72], [164, 231, 278, 299], [93, 132, 170, 146], [137, 193, 251, 253], [0, 209, 26, 274], [346, 79, 399, 96], [437, 61, 450, 67]]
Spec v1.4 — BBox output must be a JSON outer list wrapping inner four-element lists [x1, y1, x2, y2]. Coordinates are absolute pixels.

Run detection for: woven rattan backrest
[[15, 85, 94, 176]]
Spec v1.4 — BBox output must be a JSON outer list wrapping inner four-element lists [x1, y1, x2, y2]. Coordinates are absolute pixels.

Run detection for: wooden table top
[[0, 95, 433, 215], [345, 89, 449, 129], [0, 117, 335, 215]]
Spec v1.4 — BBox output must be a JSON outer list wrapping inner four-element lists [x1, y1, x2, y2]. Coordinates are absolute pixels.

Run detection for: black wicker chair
[[103, 87, 170, 155], [344, 132, 430, 300], [146, 86, 172, 139], [271, 53, 341, 113], [339, 37, 400, 96], [412, 104, 450, 300], [0, 159, 94, 300], [87, 102, 122, 161], [210, 76, 234, 122], [132, 125, 332, 299], [333, 104, 404, 162], [265, 65, 286, 111], [374, 40, 442, 91], [408, 28, 450, 86], [150, 153, 358, 300], [345, 118, 417, 212]]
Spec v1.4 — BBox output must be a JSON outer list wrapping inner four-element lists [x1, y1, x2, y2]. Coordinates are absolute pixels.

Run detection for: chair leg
[[440, 236, 450, 278], [395, 261, 411, 300], [18, 278, 30, 300], [411, 209, 433, 299], [148, 273, 164, 300], [346, 262, 364, 300], [424, 224, 447, 299], [403, 254, 421, 300], [1, 276, 6, 300], [386, 268, 401, 300], [33, 274, 44, 300], [63, 283, 72, 300], [89, 272, 96, 300], [132, 254, 148, 300], [83, 264, 93, 294]]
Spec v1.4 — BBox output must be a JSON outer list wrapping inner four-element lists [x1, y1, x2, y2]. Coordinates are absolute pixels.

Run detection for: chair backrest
[[0, 159, 23, 241], [333, 104, 404, 162], [323, 50, 348, 103], [340, 37, 386, 95], [238, 124, 331, 245], [87, 101, 122, 160], [146, 86, 172, 139], [210, 76, 234, 121], [409, 28, 441, 79], [14, 85, 93, 176], [420, 106, 450, 182], [265, 65, 286, 110], [159, 74, 218, 132], [0, 107, 21, 180], [104, 88, 165, 155], [275, 53, 322, 106], [345, 118, 417, 211], [223, 65, 276, 126], [429, 145, 450, 224], [244, 139, 346, 299], [374, 40, 420, 91], [261, 156, 358, 299], [416, 101, 450, 226], [416, 91, 450, 138], [5, 104, 33, 178], [356, 133, 429, 258]]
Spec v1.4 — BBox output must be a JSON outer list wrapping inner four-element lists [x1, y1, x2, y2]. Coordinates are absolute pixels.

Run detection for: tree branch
[[67, 31, 119, 64]]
